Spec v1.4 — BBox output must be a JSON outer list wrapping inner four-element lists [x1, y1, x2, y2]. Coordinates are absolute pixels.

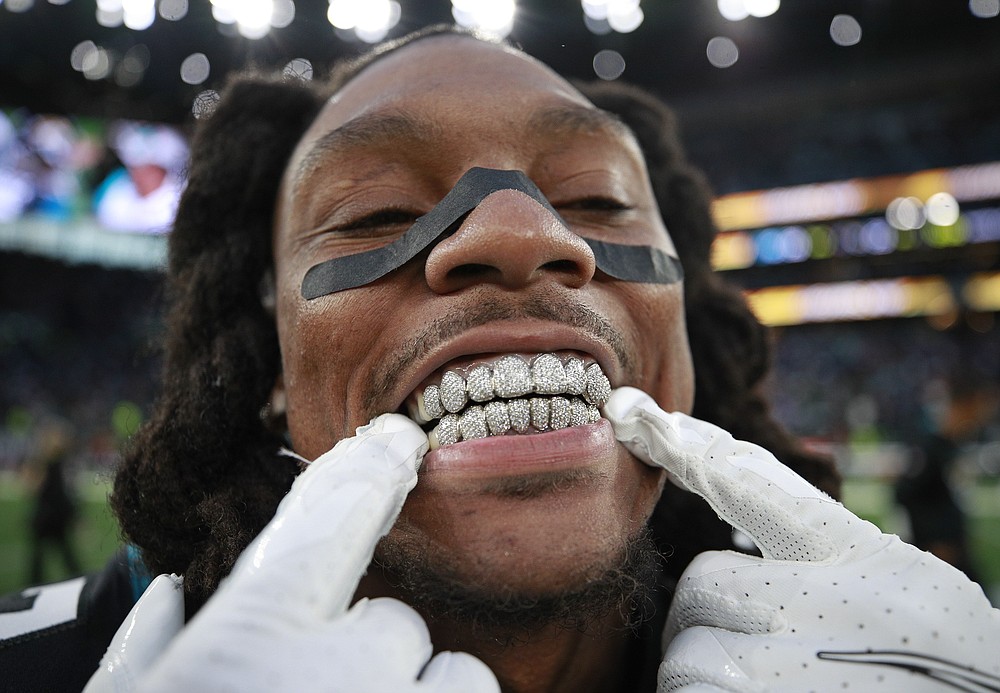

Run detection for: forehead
[[285, 36, 635, 185]]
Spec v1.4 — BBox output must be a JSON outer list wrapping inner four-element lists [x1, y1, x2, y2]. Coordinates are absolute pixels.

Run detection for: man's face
[[272, 36, 694, 607]]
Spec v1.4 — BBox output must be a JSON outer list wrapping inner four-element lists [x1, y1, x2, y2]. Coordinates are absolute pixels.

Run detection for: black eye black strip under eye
[[300, 167, 683, 300]]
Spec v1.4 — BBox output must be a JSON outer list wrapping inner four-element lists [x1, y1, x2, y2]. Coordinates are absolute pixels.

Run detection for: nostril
[[542, 259, 582, 274], [447, 263, 499, 282]]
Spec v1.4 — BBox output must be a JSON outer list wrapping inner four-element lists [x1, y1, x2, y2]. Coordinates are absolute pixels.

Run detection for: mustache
[[364, 294, 632, 417]]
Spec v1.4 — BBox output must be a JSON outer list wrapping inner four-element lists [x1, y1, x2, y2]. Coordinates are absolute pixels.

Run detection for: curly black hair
[[111, 26, 839, 612]]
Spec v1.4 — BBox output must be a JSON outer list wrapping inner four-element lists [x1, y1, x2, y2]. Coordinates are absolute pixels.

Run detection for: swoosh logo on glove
[[818, 650, 1000, 692]]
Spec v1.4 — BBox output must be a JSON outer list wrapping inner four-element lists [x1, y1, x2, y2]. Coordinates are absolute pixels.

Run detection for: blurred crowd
[[0, 253, 161, 476], [767, 318, 1000, 448], [0, 109, 187, 234]]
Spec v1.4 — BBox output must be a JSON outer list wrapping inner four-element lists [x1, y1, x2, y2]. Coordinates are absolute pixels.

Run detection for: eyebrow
[[525, 104, 633, 141], [291, 102, 633, 191], [292, 110, 440, 189]]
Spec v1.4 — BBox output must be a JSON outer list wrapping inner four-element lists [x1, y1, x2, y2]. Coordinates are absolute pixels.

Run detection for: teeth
[[414, 353, 613, 450], [440, 371, 468, 413], [584, 363, 611, 407], [492, 355, 532, 398], [425, 396, 607, 450], [550, 396, 570, 429], [564, 358, 586, 396], [429, 413, 460, 449], [508, 399, 530, 433], [410, 384, 444, 423], [531, 353, 568, 395], [530, 397, 550, 431], [484, 400, 511, 435], [459, 405, 488, 440], [466, 365, 493, 402], [586, 404, 601, 423]]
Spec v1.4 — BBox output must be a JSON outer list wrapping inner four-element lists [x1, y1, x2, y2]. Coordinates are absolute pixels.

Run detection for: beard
[[373, 525, 664, 643]]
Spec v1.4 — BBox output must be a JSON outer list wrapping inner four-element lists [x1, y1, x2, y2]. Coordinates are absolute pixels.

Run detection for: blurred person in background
[[896, 371, 1000, 581], [93, 121, 188, 234], [0, 26, 998, 693], [21, 418, 81, 585], [0, 111, 34, 222]]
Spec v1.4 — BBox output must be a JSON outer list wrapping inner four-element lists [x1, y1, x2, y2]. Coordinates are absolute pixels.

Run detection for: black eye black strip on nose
[[300, 167, 683, 300]]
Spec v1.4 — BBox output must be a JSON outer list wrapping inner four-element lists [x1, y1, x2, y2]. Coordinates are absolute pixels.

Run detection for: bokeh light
[[859, 218, 898, 255], [593, 49, 625, 80], [830, 14, 862, 46], [329, 0, 402, 43], [271, 0, 295, 28], [210, 0, 236, 24], [210, 0, 292, 38], [96, 0, 124, 27], [707, 36, 739, 68], [122, 0, 155, 30], [744, 0, 779, 18], [70, 41, 99, 72], [718, 0, 779, 20], [115, 43, 150, 87], [926, 192, 960, 226], [582, 0, 642, 34], [233, 0, 274, 39], [583, 14, 612, 34], [5, 0, 35, 12], [582, 0, 609, 19], [158, 0, 188, 21], [82, 46, 113, 80], [192, 89, 220, 119], [717, 0, 749, 21], [452, 0, 516, 38], [180, 52, 210, 85], [283, 57, 314, 81], [969, 0, 1000, 18], [886, 197, 926, 231]]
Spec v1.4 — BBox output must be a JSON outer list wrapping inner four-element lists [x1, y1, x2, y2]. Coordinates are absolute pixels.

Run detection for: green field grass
[[0, 473, 121, 595], [1, 475, 998, 604]]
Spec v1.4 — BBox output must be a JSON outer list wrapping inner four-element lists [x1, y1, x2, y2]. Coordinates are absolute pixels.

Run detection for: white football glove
[[84, 573, 185, 693], [604, 387, 1000, 693], [87, 413, 499, 693]]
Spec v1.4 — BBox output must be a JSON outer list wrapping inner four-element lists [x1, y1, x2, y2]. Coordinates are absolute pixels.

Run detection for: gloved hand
[[84, 574, 185, 693], [604, 387, 1000, 693], [102, 413, 499, 693]]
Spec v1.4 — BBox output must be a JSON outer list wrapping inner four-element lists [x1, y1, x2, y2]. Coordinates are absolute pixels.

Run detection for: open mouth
[[405, 352, 612, 449]]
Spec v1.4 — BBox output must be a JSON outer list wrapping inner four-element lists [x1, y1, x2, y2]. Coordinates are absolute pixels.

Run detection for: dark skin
[[270, 36, 694, 692]]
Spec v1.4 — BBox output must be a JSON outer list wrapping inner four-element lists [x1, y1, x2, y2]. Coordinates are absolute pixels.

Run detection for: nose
[[424, 189, 597, 294]]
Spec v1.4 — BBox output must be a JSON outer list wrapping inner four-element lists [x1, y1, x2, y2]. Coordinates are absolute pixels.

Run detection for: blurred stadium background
[[1, 0, 999, 601]]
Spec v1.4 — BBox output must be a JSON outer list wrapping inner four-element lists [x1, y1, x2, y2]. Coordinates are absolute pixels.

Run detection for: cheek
[[277, 290, 384, 454], [619, 283, 694, 414]]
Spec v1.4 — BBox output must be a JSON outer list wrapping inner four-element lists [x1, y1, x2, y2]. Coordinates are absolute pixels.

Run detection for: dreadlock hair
[[111, 26, 839, 612]]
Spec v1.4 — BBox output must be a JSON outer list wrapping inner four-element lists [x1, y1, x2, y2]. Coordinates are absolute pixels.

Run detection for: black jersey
[[0, 549, 142, 692]]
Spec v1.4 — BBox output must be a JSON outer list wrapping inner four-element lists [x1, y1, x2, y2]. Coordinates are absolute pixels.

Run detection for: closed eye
[[338, 208, 421, 232], [557, 197, 633, 213]]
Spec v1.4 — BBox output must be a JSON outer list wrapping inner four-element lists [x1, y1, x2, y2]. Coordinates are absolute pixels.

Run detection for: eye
[[339, 208, 420, 231], [557, 196, 633, 213], [333, 208, 420, 232]]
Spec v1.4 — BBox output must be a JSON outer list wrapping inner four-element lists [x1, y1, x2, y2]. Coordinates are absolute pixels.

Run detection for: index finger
[[604, 387, 882, 563], [222, 413, 428, 619]]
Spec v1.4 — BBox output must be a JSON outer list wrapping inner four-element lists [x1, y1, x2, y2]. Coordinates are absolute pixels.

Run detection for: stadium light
[[718, 0, 779, 21], [582, 0, 643, 34], [328, 0, 401, 43], [452, 0, 516, 38]]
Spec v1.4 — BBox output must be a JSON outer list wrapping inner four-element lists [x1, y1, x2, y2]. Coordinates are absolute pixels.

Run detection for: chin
[[369, 442, 666, 632]]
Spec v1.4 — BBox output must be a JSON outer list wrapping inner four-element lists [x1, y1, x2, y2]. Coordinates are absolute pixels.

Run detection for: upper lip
[[388, 319, 620, 415]]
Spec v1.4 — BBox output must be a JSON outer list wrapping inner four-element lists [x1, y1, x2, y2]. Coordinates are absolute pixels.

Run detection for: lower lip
[[420, 418, 617, 476]]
